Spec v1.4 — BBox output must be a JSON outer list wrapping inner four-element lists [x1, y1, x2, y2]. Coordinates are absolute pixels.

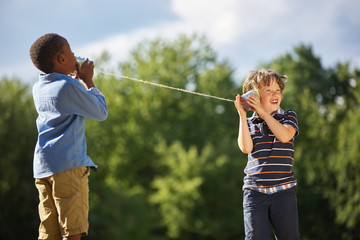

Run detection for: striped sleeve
[[283, 110, 299, 137]]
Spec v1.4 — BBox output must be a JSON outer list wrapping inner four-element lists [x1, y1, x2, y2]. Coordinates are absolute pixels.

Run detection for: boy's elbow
[[99, 110, 108, 121], [241, 147, 252, 154], [98, 115, 107, 121], [238, 140, 252, 154], [277, 136, 292, 143], [278, 126, 296, 143], [95, 107, 108, 121]]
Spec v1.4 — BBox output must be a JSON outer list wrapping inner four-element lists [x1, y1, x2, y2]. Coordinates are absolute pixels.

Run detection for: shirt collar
[[39, 72, 62, 81], [250, 107, 284, 124]]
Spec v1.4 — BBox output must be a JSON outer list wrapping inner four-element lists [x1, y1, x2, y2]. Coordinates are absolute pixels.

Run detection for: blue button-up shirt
[[32, 73, 108, 178]]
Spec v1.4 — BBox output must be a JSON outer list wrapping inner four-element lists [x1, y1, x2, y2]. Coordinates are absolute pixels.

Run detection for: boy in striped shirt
[[234, 69, 300, 240]]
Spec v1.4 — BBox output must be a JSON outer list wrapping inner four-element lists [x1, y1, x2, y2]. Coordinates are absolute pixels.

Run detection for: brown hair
[[29, 33, 66, 73], [242, 69, 287, 94]]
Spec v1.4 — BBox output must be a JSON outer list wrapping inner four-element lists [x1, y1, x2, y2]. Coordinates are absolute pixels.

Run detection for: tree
[[150, 140, 243, 239], [324, 66, 360, 239], [0, 77, 39, 240], [85, 35, 242, 239]]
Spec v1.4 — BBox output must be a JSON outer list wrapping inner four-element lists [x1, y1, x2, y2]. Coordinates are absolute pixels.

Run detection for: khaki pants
[[35, 166, 90, 240]]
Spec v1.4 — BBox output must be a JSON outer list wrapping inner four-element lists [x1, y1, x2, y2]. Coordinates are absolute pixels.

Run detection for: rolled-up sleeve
[[66, 80, 108, 121]]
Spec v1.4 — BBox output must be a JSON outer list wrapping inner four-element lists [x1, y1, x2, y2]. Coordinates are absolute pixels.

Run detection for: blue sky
[[1, 0, 359, 84]]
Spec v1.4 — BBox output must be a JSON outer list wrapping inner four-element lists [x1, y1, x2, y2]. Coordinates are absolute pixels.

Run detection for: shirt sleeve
[[283, 110, 299, 137], [88, 87, 105, 98], [65, 79, 108, 121]]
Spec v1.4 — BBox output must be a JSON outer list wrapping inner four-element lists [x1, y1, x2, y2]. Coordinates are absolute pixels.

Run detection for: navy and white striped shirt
[[243, 108, 299, 191]]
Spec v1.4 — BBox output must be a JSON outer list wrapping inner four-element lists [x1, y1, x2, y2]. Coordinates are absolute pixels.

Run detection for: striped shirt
[[243, 107, 299, 194]]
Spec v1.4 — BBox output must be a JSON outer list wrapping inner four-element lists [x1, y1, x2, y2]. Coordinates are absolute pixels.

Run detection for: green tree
[[150, 140, 243, 239], [324, 66, 360, 239], [0, 77, 38, 240], [85, 35, 242, 239]]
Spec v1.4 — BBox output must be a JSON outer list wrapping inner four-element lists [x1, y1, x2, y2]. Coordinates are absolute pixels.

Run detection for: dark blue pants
[[243, 187, 300, 240]]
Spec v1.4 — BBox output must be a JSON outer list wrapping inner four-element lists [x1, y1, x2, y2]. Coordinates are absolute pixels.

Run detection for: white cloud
[[77, 0, 294, 72], [3, 0, 359, 83], [171, 0, 239, 43], [75, 22, 182, 71]]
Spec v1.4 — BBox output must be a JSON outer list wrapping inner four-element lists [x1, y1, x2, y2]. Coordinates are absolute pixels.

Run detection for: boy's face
[[258, 79, 282, 114], [60, 40, 77, 74]]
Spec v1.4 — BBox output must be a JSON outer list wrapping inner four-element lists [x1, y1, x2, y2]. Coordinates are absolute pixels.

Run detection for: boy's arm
[[68, 82, 108, 121], [69, 60, 108, 121], [235, 94, 253, 153], [260, 112, 296, 142], [247, 95, 296, 142]]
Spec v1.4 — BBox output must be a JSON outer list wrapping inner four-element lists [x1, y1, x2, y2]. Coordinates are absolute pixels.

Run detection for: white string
[[95, 70, 235, 103]]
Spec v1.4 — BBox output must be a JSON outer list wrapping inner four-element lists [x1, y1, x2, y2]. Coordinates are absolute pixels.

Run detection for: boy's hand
[[235, 94, 254, 153], [76, 59, 95, 89], [234, 94, 247, 117], [247, 95, 266, 117]]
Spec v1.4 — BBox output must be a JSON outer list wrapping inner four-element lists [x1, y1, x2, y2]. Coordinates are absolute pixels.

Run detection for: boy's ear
[[56, 54, 65, 64]]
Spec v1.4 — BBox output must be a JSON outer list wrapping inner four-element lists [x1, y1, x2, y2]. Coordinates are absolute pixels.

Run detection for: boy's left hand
[[76, 59, 95, 89], [76, 60, 94, 81], [247, 95, 266, 116]]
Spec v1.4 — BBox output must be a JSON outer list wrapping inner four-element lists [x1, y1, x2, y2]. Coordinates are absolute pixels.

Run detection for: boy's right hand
[[234, 94, 247, 117], [76, 59, 95, 89]]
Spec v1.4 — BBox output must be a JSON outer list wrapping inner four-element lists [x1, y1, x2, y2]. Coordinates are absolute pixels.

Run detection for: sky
[[1, 0, 359, 85]]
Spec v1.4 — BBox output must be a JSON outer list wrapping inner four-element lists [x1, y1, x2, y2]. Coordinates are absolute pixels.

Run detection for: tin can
[[72, 56, 87, 75], [240, 90, 257, 111], [75, 56, 86, 63]]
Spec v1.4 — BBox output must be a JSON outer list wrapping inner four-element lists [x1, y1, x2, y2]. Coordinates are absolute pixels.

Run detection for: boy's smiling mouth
[[270, 99, 278, 104]]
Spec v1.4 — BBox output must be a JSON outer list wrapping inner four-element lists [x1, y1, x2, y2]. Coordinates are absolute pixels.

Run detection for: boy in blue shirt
[[30, 33, 108, 240], [234, 69, 300, 240]]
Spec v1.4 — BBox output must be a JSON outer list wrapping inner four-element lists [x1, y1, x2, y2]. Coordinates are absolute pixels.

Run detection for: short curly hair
[[242, 69, 287, 94], [30, 33, 66, 73]]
